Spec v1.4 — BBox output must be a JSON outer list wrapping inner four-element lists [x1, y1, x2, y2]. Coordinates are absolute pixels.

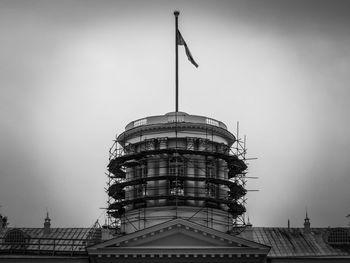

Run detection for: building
[[1, 112, 350, 262], [106, 111, 247, 234]]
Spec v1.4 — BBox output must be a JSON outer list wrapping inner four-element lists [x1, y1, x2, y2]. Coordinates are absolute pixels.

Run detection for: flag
[[177, 30, 199, 68]]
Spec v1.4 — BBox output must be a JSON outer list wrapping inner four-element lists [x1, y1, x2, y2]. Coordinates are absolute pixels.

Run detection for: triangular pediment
[[88, 219, 270, 257], [135, 231, 230, 247]]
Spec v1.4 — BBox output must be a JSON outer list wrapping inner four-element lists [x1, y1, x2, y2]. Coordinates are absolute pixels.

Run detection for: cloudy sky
[[1, 0, 350, 228]]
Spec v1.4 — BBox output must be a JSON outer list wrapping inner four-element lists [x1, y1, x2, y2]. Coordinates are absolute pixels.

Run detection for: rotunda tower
[[107, 112, 247, 234]]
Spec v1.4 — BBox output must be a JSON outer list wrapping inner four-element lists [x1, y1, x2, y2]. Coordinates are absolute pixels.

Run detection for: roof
[[239, 227, 350, 258], [1, 226, 350, 258], [0, 227, 95, 255]]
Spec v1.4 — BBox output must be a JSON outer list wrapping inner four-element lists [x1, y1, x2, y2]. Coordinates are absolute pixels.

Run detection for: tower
[[44, 212, 51, 234], [106, 112, 247, 234], [304, 210, 311, 233]]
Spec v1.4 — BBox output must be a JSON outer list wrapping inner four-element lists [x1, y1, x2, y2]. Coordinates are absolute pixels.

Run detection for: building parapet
[[125, 112, 228, 131]]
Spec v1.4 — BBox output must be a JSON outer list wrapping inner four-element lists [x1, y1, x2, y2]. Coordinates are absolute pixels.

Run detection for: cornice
[[117, 122, 235, 146]]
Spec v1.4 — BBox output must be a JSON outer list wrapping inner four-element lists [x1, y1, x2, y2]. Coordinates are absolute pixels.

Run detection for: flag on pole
[[177, 30, 199, 68]]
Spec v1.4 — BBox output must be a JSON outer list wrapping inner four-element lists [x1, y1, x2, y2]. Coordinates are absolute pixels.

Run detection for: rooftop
[[0, 227, 99, 256], [239, 227, 350, 257], [124, 112, 228, 131], [1, 226, 349, 258]]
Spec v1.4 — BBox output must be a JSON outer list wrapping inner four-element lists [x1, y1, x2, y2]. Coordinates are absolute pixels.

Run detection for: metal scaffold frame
[[105, 122, 253, 235]]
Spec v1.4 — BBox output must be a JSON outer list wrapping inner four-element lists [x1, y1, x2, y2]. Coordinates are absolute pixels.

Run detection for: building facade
[[1, 112, 350, 262]]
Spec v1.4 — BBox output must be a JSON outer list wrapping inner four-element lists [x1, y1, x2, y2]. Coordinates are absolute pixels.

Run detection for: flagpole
[[174, 11, 179, 112]]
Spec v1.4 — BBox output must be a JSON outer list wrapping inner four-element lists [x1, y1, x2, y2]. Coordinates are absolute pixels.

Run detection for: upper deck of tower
[[125, 112, 228, 130], [119, 112, 236, 146]]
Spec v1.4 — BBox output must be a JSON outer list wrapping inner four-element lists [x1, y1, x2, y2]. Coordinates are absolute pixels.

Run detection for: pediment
[[88, 219, 270, 256], [133, 231, 230, 247]]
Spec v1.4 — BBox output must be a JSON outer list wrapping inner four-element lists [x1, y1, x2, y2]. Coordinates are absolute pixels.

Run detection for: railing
[[0, 237, 88, 256], [115, 185, 244, 201], [125, 114, 228, 131]]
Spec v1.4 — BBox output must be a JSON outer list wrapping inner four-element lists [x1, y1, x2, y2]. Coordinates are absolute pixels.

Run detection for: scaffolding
[[105, 119, 252, 235]]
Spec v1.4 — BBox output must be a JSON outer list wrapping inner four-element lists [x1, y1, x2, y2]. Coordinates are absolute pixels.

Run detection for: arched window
[[168, 157, 185, 196], [206, 162, 216, 178]]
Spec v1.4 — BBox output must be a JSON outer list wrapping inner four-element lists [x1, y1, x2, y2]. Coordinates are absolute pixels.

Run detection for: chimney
[[304, 210, 311, 233], [44, 212, 51, 235]]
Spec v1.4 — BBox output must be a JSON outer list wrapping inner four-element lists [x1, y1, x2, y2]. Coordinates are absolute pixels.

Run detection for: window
[[169, 179, 184, 196], [136, 184, 147, 197], [206, 183, 217, 198], [169, 164, 184, 177], [169, 165, 176, 176], [143, 166, 148, 177], [169, 158, 185, 177], [168, 158, 185, 196], [135, 165, 148, 179], [206, 163, 216, 178]]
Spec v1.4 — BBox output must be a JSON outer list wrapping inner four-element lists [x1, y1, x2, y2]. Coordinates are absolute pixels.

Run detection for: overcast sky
[[1, 0, 350, 228]]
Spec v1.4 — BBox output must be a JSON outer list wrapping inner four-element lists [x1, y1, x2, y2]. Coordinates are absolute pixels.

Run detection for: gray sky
[[1, 0, 350, 228]]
